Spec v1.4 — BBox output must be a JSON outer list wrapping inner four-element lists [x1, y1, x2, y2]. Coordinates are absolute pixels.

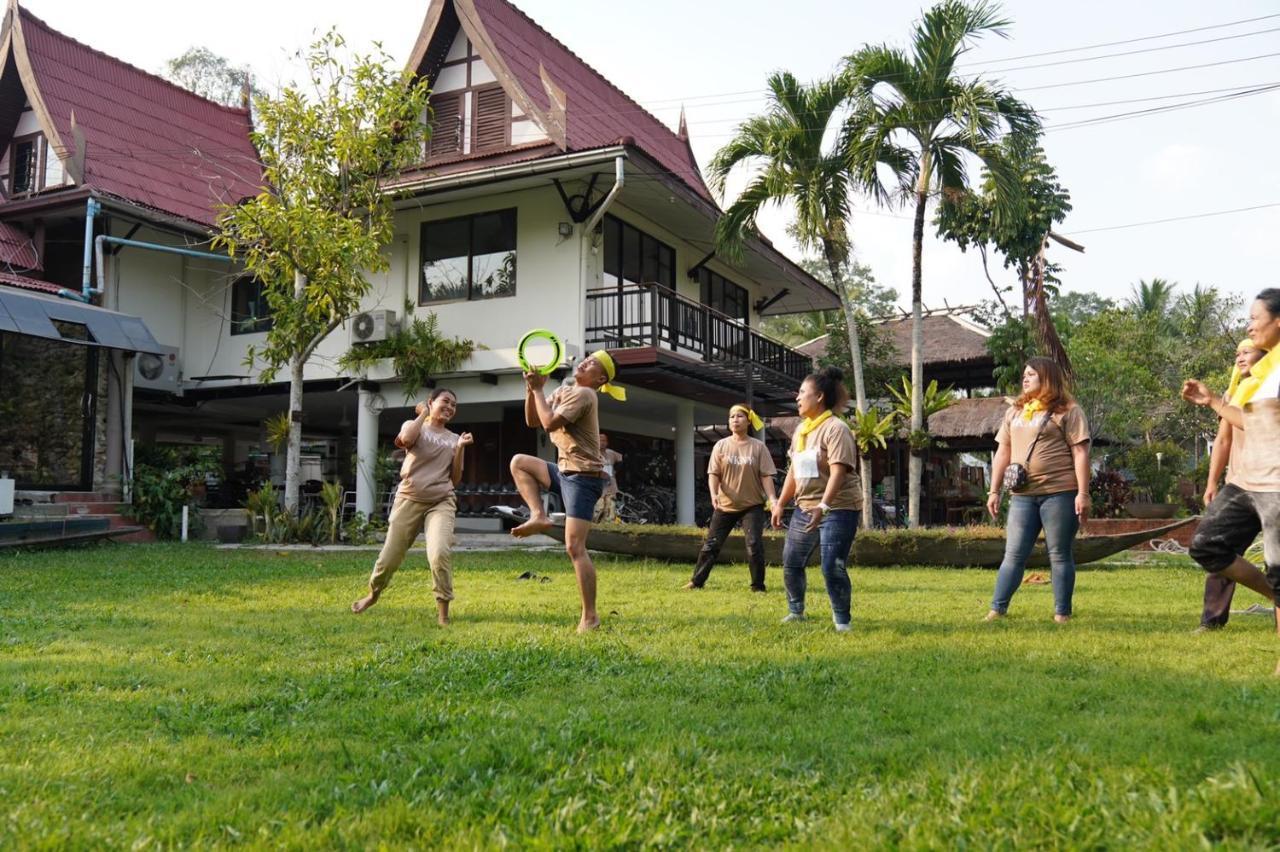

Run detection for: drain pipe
[[580, 155, 625, 361], [57, 198, 102, 302], [583, 155, 625, 235]]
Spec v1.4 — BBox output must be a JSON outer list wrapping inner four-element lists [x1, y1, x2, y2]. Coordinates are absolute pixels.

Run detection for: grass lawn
[[2, 543, 1279, 849]]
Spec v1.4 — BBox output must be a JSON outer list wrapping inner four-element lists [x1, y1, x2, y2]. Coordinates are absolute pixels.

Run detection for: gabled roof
[[800, 314, 993, 368], [406, 0, 713, 202], [0, 2, 261, 227]]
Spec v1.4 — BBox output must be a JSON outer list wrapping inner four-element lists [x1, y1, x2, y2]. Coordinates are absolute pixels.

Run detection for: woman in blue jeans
[[770, 367, 863, 631], [985, 357, 1092, 622]]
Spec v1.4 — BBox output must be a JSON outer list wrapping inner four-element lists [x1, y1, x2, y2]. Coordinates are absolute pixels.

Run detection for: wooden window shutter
[[427, 93, 463, 158], [473, 86, 509, 152]]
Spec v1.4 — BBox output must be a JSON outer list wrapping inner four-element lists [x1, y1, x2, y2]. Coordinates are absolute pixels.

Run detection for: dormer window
[[10, 133, 43, 195]]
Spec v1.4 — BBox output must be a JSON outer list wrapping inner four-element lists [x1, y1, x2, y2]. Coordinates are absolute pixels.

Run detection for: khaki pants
[[368, 494, 457, 601], [593, 491, 616, 523]]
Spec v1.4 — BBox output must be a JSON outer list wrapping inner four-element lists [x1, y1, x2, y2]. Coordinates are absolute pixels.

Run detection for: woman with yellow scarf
[[985, 357, 1092, 623], [1193, 339, 1273, 631], [1182, 289, 1280, 668], [769, 367, 862, 631], [685, 403, 778, 591]]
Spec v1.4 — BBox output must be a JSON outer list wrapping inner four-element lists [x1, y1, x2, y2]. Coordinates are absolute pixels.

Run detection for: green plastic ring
[[517, 329, 563, 376]]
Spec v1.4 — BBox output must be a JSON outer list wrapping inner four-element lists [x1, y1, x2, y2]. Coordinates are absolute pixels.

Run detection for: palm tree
[[843, 0, 1039, 527], [1128, 277, 1176, 326], [709, 71, 898, 525]]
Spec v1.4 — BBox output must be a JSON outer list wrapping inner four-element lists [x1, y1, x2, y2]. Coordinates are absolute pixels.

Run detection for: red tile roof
[[15, 7, 261, 226], [0, 269, 59, 294], [465, 0, 714, 203], [0, 221, 40, 271]]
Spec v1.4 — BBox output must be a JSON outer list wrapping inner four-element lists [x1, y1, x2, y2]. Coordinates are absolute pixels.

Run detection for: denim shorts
[[547, 463, 607, 522]]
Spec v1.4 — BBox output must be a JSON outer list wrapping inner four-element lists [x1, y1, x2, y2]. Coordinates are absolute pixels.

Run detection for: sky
[[25, 0, 1280, 316]]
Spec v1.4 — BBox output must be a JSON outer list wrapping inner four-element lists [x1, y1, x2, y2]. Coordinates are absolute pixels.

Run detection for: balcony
[[585, 282, 812, 412]]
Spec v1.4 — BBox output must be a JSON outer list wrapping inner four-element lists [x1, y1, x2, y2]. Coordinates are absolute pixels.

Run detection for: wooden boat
[[540, 519, 1196, 568]]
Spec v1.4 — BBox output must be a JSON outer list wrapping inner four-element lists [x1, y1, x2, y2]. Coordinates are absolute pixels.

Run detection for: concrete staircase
[[46, 491, 155, 543]]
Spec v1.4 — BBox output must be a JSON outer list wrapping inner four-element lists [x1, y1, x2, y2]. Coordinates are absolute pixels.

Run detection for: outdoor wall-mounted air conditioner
[[134, 345, 181, 393], [350, 309, 398, 344]]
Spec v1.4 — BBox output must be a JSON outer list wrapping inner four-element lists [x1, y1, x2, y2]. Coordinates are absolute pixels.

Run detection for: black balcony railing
[[585, 283, 811, 383]]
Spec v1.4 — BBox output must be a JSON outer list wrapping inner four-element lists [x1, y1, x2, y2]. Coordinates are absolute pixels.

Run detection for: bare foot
[[1274, 658, 1280, 678], [1054, 614, 1071, 624], [351, 589, 380, 614], [511, 514, 553, 538], [1023, 573, 1049, 585], [983, 610, 1005, 622], [684, 581, 699, 590], [577, 616, 601, 633]]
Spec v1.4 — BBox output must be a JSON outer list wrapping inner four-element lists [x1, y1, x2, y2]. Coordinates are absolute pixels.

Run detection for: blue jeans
[[990, 490, 1079, 616], [782, 508, 860, 625]]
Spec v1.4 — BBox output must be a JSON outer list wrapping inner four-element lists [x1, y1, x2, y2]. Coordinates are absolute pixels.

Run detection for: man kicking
[[508, 351, 625, 632]]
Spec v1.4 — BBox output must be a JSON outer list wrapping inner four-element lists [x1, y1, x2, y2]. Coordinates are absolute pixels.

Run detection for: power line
[[1043, 82, 1280, 131], [1064, 202, 1280, 235], [971, 26, 1280, 74], [963, 12, 1280, 66]]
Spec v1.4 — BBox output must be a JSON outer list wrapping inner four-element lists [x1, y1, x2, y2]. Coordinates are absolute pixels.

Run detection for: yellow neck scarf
[[796, 409, 833, 451], [589, 351, 626, 402], [730, 405, 764, 432], [1232, 346, 1278, 407], [1021, 398, 1045, 422]]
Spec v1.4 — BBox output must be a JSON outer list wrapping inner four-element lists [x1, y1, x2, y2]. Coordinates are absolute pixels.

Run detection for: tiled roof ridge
[[492, 0, 692, 153], [18, 5, 253, 119]]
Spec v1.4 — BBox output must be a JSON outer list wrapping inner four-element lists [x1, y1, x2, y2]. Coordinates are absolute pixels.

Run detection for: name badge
[[793, 448, 820, 481]]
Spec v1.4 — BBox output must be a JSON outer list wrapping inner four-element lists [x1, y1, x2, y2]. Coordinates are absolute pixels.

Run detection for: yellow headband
[[729, 405, 764, 431], [589, 351, 626, 402], [1238, 338, 1259, 352]]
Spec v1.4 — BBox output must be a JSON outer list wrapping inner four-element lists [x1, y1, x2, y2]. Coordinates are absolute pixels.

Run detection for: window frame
[[602, 215, 675, 291], [9, 132, 44, 196], [229, 276, 273, 336], [698, 268, 750, 323], [417, 208, 518, 306]]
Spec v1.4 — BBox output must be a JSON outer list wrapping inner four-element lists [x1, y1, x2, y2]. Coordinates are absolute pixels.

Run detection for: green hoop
[[517, 329, 564, 376]]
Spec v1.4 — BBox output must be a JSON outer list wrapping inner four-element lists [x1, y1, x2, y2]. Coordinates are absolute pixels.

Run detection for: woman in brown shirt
[[770, 367, 862, 631], [686, 404, 778, 591], [985, 357, 1091, 622], [352, 388, 472, 625]]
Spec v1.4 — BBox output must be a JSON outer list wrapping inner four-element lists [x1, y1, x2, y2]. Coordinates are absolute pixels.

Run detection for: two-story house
[[2, 0, 838, 527]]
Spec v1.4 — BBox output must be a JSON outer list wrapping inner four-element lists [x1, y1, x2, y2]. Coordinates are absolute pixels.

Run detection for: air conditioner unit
[[351, 309, 398, 344], [134, 345, 181, 393]]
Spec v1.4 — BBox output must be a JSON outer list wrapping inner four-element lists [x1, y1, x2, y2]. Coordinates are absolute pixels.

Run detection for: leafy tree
[[934, 133, 1075, 370], [709, 72, 904, 524], [844, 0, 1039, 526], [166, 47, 253, 107], [214, 32, 432, 514]]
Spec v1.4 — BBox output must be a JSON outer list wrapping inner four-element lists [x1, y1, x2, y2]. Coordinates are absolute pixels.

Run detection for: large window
[[419, 209, 517, 304], [698, 268, 749, 322], [602, 216, 674, 290], [230, 276, 272, 335]]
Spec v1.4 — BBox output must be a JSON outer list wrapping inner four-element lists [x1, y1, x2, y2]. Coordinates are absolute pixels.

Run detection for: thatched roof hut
[[800, 313, 995, 390]]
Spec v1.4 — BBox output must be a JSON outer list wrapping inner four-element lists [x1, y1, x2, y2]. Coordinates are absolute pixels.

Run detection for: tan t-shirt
[[790, 416, 863, 511], [709, 436, 777, 512], [1233, 398, 1280, 492], [995, 403, 1090, 495], [549, 384, 603, 474], [396, 420, 458, 504], [601, 449, 623, 497]]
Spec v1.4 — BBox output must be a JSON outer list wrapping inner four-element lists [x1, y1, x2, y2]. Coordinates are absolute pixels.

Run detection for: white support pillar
[[356, 387, 379, 516], [675, 400, 695, 525]]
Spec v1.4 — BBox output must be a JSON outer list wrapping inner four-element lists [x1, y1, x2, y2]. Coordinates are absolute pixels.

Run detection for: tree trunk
[[825, 243, 873, 530], [909, 189, 926, 529], [283, 269, 307, 516]]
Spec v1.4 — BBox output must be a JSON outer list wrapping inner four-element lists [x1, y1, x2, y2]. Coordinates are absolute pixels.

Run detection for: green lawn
[[2, 544, 1279, 849]]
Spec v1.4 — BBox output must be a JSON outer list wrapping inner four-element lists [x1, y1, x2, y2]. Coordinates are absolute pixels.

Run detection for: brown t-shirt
[[549, 384, 603, 474], [396, 420, 458, 504], [790, 416, 862, 511], [995, 403, 1090, 495], [709, 436, 776, 512]]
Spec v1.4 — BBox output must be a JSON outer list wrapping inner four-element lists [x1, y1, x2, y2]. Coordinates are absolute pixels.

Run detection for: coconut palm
[[1127, 277, 1176, 327], [843, 0, 1039, 526], [708, 71, 906, 525]]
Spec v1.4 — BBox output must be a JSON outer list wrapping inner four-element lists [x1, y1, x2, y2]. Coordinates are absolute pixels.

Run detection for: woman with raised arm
[[1182, 289, 1280, 670], [985, 357, 1091, 623], [352, 388, 473, 625], [686, 404, 778, 591], [770, 367, 861, 631]]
